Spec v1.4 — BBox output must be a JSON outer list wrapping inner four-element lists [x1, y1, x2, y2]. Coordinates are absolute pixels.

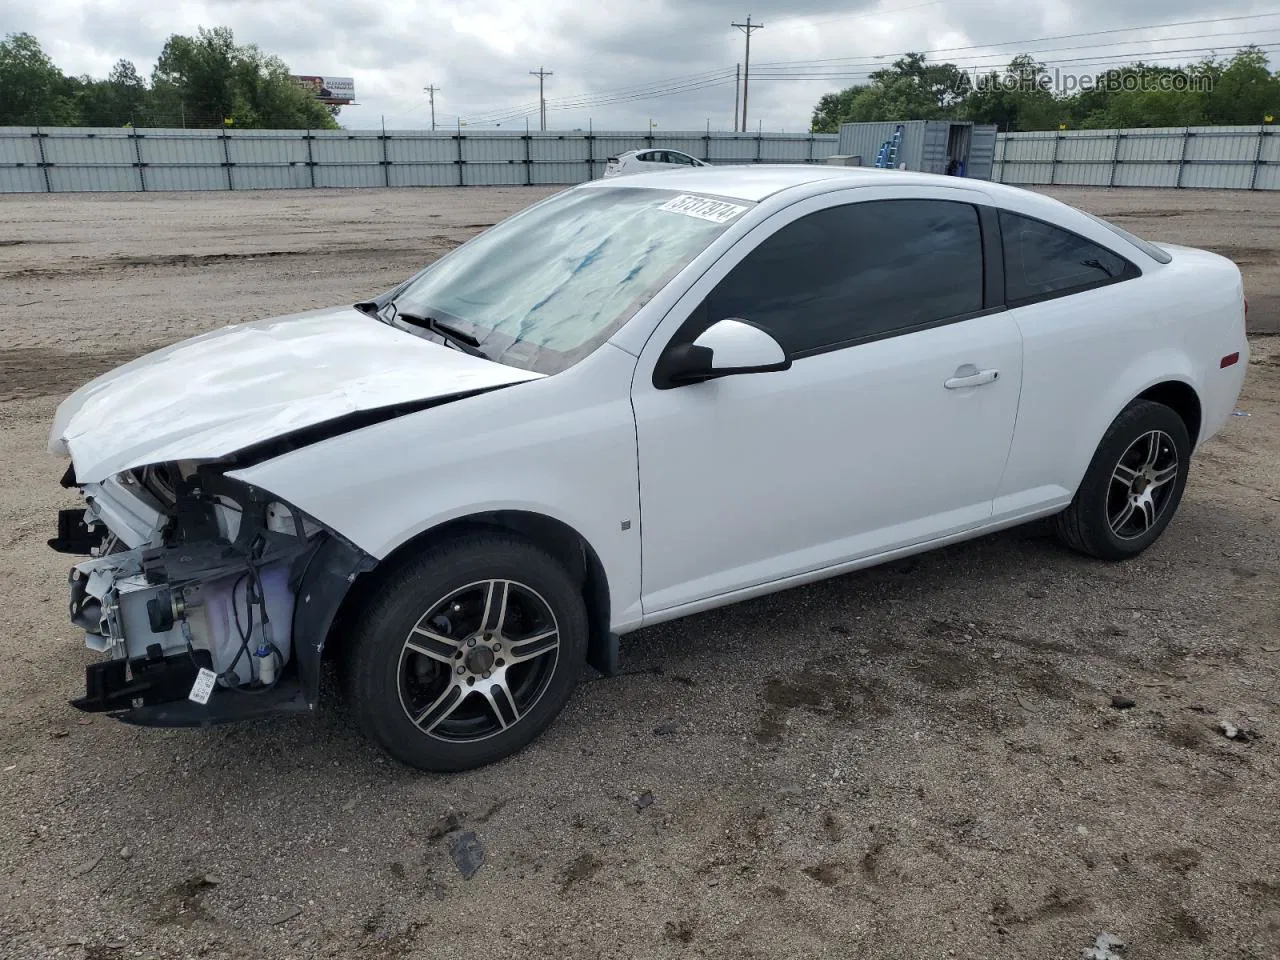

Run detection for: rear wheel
[[1054, 400, 1191, 561], [346, 534, 587, 772]]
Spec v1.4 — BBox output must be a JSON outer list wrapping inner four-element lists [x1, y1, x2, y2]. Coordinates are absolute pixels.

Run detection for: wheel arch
[[1135, 380, 1203, 450], [327, 510, 616, 677]]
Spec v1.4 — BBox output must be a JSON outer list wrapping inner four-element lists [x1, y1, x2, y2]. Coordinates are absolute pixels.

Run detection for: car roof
[[579, 163, 1019, 203]]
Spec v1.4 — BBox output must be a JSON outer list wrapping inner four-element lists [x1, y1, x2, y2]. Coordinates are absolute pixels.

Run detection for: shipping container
[[836, 121, 999, 179]]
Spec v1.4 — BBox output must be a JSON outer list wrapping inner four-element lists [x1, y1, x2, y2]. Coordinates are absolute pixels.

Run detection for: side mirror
[[655, 318, 791, 388]]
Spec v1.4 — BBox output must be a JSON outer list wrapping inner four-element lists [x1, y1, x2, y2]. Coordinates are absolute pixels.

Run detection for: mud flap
[[587, 632, 620, 677]]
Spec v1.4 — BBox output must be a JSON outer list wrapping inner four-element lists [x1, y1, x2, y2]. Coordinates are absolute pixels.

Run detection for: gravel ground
[[1, 185, 1278, 960]]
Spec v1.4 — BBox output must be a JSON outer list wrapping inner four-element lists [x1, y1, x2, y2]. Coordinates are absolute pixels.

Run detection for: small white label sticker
[[658, 194, 748, 224], [189, 667, 217, 705]]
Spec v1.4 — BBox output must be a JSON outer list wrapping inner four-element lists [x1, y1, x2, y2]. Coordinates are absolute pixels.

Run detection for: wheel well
[[1137, 381, 1202, 449], [326, 511, 612, 672]]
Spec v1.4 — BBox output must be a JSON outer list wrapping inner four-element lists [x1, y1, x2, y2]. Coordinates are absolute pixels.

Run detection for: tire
[[1053, 399, 1192, 561], [345, 533, 587, 772]]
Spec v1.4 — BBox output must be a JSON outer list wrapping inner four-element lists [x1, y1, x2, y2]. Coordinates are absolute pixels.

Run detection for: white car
[[603, 148, 708, 177], [49, 166, 1248, 772]]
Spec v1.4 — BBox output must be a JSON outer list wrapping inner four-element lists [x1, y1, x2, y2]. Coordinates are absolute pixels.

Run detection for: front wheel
[[345, 533, 587, 772], [1054, 399, 1192, 561]]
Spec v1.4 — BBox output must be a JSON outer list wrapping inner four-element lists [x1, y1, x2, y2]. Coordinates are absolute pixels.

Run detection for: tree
[[73, 59, 149, 126], [0, 32, 77, 124], [809, 53, 969, 131], [812, 45, 1279, 133], [150, 26, 337, 128], [965, 56, 1062, 131], [1203, 47, 1280, 124]]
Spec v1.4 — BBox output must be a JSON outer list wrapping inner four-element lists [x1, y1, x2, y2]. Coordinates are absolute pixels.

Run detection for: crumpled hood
[[51, 305, 543, 483]]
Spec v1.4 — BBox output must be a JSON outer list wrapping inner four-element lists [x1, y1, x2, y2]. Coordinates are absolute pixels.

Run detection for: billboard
[[294, 76, 355, 105]]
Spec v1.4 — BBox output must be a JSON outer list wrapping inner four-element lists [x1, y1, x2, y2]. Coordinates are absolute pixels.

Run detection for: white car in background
[[603, 148, 708, 177], [49, 166, 1248, 773]]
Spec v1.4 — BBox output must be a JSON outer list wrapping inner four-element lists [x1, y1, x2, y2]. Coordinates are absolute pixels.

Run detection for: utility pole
[[732, 15, 764, 133], [530, 66, 554, 131], [733, 63, 741, 132], [423, 84, 440, 131]]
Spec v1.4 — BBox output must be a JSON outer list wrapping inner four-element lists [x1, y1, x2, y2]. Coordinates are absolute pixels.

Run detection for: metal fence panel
[[43, 130, 135, 165], [1181, 163, 1256, 190], [528, 137, 589, 162], [1113, 163, 1179, 188], [463, 162, 524, 186], [0, 129, 42, 165], [1116, 131, 1183, 163], [231, 165, 311, 190], [758, 137, 813, 162], [1055, 163, 1112, 186], [313, 163, 385, 188], [1057, 132, 1115, 163], [18, 123, 1277, 193], [1261, 131, 1280, 163], [311, 133, 383, 165], [226, 132, 308, 165], [388, 163, 459, 187], [594, 136, 650, 159], [47, 165, 140, 192], [653, 136, 707, 157], [1001, 134, 1056, 163], [1000, 162, 1053, 185], [1, 167, 46, 192], [143, 165, 229, 191], [994, 125, 1279, 190], [531, 161, 590, 184], [386, 136, 458, 163], [1184, 128, 1258, 163], [706, 135, 760, 162], [138, 132, 226, 166], [463, 137, 524, 163]]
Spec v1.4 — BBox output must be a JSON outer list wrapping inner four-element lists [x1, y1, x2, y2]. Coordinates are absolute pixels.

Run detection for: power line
[[466, 70, 737, 124], [753, 10, 1280, 67], [530, 66, 553, 131], [751, 28, 1280, 75], [754, 41, 1280, 81], [466, 77, 739, 127], [478, 66, 734, 120], [732, 14, 765, 132], [459, 11, 1279, 125], [423, 84, 440, 131]]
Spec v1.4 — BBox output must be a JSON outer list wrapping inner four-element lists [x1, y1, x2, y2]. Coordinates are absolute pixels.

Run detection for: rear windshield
[[1081, 211, 1173, 264]]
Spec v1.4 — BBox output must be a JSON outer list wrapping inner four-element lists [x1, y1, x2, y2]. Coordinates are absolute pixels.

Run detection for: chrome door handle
[[944, 369, 1000, 390]]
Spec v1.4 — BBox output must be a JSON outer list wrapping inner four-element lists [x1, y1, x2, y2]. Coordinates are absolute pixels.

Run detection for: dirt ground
[[1, 184, 1278, 960]]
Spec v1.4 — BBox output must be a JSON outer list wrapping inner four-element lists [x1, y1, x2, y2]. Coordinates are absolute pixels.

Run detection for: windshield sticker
[[658, 194, 749, 224]]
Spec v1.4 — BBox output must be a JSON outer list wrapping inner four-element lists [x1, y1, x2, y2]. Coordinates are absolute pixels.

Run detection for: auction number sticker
[[189, 667, 217, 705], [659, 194, 749, 224]]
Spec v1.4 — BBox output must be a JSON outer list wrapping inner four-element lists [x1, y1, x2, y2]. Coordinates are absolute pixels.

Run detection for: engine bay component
[[62, 462, 357, 719]]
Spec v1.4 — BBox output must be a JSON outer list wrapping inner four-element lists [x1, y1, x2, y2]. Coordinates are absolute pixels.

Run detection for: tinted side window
[[704, 199, 984, 356], [1000, 210, 1136, 305]]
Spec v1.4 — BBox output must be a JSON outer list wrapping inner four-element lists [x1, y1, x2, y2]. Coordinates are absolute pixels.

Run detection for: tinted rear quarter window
[[1000, 210, 1138, 305], [705, 199, 985, 356]]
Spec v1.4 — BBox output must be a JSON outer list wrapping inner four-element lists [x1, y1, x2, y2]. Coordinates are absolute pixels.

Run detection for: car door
[[630, 189, 1024, 617], [988, 208, 1152, 518]]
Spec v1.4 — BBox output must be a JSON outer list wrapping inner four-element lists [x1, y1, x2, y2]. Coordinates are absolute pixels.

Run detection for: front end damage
[[54, 462, 373, 726]]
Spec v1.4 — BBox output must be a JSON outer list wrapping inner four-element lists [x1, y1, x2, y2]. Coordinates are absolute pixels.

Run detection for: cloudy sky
[[11, 0, 1279, 130]]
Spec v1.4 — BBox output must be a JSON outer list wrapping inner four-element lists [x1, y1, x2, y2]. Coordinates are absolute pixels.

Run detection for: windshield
[[389, 186, 754, 374]]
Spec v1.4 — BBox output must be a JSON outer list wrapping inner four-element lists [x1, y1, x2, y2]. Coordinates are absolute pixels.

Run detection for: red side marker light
[[1222, 353, 1241, 369]]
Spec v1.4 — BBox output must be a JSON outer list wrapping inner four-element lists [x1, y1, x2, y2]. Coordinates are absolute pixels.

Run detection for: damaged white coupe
[[49, 167, 1248, 771]]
